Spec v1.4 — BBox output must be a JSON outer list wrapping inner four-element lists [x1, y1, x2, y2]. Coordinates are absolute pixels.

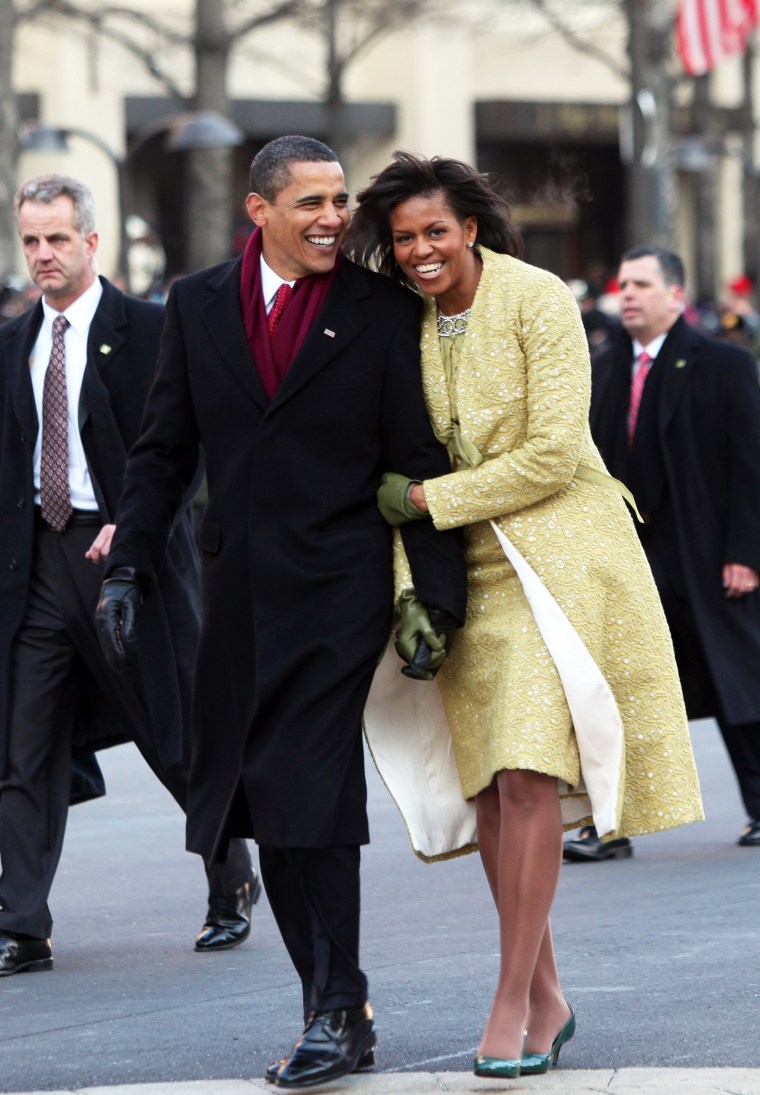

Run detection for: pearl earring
[[467, 241, 475, 249]]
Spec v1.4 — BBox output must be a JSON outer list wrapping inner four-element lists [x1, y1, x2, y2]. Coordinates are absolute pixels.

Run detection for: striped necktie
[[627, 350, 653, 448], [268, 283, 293, 334], [40, 314, 73, 531]]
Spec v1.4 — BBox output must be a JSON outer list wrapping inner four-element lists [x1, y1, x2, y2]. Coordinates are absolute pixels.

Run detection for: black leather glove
[[394, 589, 459, 681], [95, 567, 144, 673], [377, 472, 428, 527]]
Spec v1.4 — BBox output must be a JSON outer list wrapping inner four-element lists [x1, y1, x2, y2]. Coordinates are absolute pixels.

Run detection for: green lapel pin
[[99, 343, 112, 355]]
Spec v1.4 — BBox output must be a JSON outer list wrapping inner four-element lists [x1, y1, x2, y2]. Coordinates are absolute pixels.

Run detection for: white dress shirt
[[30, 278, 103, 510], [260, 256, 295, 314], [631, 332, 667, 377]]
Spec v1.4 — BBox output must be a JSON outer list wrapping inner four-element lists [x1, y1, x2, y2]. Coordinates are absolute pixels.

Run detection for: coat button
[[9, 558, 17, 570], [16, 497, 25, 509], [19, 431, 25, 442]]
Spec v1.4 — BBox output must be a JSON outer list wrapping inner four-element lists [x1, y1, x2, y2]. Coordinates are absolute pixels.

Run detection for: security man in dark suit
[[565, 245, 760, 861], [0, 174, 254, 977], [97, 136, 467, 1088]]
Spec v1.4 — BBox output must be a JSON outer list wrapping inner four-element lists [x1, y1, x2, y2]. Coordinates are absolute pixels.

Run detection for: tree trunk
[[624, 0, 676, 249], [692, 75, 719, 303], [0, 0, 19, 279], [185, 0, 234, 273], [741, 45, 760, 287], [324, 0, 346, 160]]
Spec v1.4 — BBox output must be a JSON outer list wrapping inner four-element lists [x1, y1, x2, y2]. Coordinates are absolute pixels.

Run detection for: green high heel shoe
[[520, 1007, 576, 1075], [474, 1023, 530, 1079], [473, 1055, 521, 1079]]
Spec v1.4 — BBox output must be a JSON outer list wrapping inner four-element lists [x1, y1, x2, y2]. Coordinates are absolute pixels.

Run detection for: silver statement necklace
[[437, 307, 472, 337]]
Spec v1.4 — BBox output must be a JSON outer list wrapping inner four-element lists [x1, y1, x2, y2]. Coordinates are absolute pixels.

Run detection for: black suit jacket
[[108, 256, 468, 861], [0, 277, 200, 778], [591, 317, 760, 724]]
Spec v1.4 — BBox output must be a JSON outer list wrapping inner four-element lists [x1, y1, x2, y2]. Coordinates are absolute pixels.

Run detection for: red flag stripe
[[677, 0, 759, 75]]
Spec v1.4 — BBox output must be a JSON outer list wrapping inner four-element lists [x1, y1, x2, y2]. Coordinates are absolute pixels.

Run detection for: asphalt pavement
[[1, 718, 759, 1095]]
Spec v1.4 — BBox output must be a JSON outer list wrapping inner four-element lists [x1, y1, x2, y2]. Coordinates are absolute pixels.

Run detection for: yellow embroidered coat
[[419, 249, 703, 838]]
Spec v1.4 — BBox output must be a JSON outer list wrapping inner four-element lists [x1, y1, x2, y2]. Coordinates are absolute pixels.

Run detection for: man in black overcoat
[[0, 174, 254, 977], [566, 245, 760, 861], [97, 137, 467, 1088]]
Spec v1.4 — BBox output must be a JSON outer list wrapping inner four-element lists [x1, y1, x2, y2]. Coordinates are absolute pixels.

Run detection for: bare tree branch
[[37, 0, 188, 45], [526, 0, 628, 80], [32, 0, 188, 98], [231, 0, 306, 39]]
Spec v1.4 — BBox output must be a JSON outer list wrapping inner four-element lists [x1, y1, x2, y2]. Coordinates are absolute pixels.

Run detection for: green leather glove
[[395, 589, 457, 681], [377, 472, 428, 527]]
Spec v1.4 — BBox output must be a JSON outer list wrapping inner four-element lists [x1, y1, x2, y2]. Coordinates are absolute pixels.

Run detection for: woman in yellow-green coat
[[345, 153, 703, 1080]]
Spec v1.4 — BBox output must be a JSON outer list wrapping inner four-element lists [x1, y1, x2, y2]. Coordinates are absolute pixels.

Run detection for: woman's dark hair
[[343, 150, 523, 286]]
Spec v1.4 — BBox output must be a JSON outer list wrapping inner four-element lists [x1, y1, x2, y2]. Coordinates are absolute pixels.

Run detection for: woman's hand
[[377, 472, 429, 525], [408, 482, 428, 513]]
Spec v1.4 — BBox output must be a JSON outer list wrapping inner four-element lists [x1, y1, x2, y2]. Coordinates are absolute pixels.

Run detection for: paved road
[[0, 718, 758, 1093]]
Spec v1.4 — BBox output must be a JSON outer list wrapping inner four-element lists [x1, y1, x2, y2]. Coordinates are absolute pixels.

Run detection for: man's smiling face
[[246, 160, 349, 281]]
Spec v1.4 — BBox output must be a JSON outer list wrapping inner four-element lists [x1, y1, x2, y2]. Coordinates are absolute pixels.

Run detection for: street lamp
[[19, 111, 245, 291]]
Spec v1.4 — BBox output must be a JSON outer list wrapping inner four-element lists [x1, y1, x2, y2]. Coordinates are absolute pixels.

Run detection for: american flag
[[676, 0, 760, 75]]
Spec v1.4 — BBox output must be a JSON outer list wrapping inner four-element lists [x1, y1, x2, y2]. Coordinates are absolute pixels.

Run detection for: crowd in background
[[568, 265, 760, 364], [5, 256, 760, 369]]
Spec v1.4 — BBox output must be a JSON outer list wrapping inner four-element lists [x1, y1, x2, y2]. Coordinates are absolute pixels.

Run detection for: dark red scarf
[[240, 227, 339, 399]]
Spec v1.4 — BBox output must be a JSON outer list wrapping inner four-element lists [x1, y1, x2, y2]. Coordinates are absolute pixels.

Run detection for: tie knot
[[637, 350, 653, 367], [53, 315, 70, 337]]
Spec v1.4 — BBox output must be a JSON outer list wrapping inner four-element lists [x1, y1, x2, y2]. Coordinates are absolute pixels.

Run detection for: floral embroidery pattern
[[413, 250, 703, 837]]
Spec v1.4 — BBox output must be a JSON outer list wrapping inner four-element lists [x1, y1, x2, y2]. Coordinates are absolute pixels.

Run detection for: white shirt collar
[[41, 276, 103, 335], [260, 256, 295, 311], [632, 332, 667, 361]]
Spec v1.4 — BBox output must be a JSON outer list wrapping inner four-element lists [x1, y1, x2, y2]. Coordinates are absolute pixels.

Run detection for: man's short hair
[[13, 174, 96, 236], [249, 136, 338, 201], [621, 246, 685, 288]]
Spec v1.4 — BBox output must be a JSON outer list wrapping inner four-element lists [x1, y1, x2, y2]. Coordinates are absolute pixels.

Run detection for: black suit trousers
[[0, 520, 250, 940], [258, 843, 367, 1021]]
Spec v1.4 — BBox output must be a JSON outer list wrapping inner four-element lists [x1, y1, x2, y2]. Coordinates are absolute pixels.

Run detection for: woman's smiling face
[[389, 191, 480, 314]]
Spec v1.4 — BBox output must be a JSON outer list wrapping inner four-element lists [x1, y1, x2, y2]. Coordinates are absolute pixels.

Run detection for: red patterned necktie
[[627, 349, 653, 448], [268, 283, 293, 334], [40, 314, 73, 531]]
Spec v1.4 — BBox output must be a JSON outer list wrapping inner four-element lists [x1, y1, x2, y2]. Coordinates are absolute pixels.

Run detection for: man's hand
[[723, 563, 759, 599], [85, 524, 116, 564], [377, 472, 429, 526], [394, 589, 457, 681], [95, 567, 144, 672]]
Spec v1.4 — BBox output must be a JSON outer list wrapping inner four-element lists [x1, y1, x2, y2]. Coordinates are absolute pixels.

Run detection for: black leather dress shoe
[[274, 1005, 376, 1089], [195, 871, 261, 951], [0, 931, 53, 976], [563, 826, 633, 862], [737, 818, 760, 846], [265, 1046, 374, 1084]]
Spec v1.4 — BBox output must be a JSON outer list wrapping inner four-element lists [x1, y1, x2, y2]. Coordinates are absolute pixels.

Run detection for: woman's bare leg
[[475, 768, 566, 1060], [524, 922, 573, 1053]]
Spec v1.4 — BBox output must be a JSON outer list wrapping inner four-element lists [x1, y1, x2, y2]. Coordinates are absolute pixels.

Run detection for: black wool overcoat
[[107, 257, 467, 862], [591, 316, 760, 725], [0, 277, 201, 781]]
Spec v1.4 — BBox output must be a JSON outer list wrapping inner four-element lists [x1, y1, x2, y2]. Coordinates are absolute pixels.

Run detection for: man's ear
[[672, 283, 686, 311], [246, 192, 267, 228]]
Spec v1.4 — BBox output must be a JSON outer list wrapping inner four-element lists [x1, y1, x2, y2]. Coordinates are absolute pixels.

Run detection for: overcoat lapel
[[80, 281, 130, 518], [8, 302, 42, 441], [658, 317, 697, 434], [86, 280, 127, 374], [80, 279, 127, 431], [268, 262, 368, 413], [200, 258, 269, 411]]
